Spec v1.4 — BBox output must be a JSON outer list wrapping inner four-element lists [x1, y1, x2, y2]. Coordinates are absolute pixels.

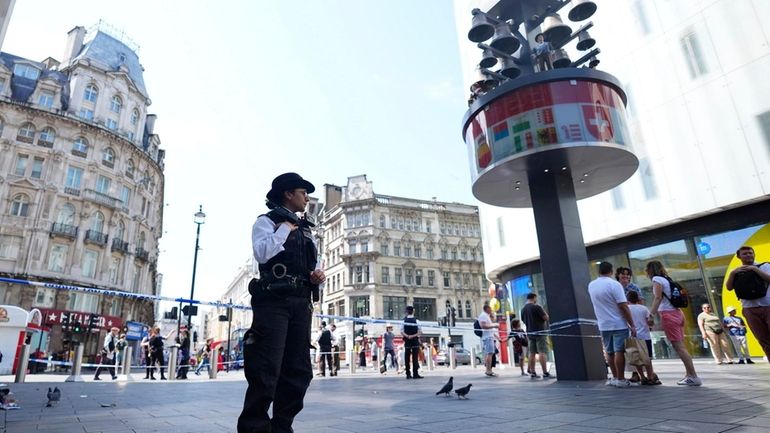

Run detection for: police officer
[[238, 172, 325, 433]]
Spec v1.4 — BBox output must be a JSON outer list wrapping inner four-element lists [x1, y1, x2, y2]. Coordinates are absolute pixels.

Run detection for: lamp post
[[177, 206, 206, 341]]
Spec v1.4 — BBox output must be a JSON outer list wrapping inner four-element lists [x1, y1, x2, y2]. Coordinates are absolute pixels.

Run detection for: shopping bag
[[624, 338, 650, 367]]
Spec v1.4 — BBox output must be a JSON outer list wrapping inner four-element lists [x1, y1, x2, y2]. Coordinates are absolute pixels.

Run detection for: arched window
[[110, 95, 122, 113], [130, 109, 139, 125], [72, 137, 88, 155], [102, 147, 115, 165], [137, 231, 145, 250], [39, 127, 55, 143], [17, 123, 35, 141], [115, 220, 125, 240], [92, 211, 105, 233], [457, 300, 463, 318], [465, 300, 472, 318], [84, 84, 98, 102], [10, 194, 29, 217], [125, 159, 135, 178], [57, 203, 76, 225]]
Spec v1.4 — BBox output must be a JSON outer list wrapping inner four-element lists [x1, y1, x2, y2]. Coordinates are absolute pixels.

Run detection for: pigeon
[[46, 387, 61, 407], [454, 384, 472, 399], [435, 376, 454, 397]]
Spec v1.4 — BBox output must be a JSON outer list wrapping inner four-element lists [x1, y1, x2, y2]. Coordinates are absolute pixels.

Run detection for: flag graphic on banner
[[582, 104, 614, 142], [476, 133, 492, 169]]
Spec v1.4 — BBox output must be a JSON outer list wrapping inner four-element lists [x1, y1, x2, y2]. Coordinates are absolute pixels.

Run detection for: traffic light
[[61, 313, 70, 330], [72, 322, 83, 334], [357, 328, 365, 337], [193, 331, 198, 343], [450, 307, 457, 328], [164, 307, 178, 320], [87, 314, 99, 331]]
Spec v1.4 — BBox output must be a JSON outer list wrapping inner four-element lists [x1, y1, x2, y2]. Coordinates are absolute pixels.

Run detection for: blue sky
[[3, 1, 476, 311]]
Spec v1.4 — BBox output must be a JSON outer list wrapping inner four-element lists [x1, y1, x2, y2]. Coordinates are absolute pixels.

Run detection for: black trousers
[[383, 348, 398, 369], [94, 355, 115, 379], [150, 351, 165, 378], [318, 346, 332, 376], [238, 295, 312, 433], [404, 345, 420, 377], [177, 350, 189, 378]]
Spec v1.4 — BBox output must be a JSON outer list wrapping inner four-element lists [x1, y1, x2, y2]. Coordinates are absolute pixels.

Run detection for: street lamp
[[177, 205, 205, 341]]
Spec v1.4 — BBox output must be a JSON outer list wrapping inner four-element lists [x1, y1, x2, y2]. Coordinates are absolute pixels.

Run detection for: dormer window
[[130, 109, 139, 125], [102, 147, 115, 167], [118, 53, 127, 64], [110, 95, 122, 113], [38, 91, 54, 108], [13, 64, 40, 80], [84, 84, 98, 103]]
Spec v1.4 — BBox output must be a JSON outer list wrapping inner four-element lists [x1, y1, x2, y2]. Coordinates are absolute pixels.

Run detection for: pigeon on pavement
[[454, 384, 472, 399], [46, 387, 61, 407], [435, 376, 454, 397]]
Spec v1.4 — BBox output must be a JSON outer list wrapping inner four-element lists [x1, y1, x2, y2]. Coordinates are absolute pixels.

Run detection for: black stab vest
[[258, 210, 317, 281], [403, 317, 420, 347]]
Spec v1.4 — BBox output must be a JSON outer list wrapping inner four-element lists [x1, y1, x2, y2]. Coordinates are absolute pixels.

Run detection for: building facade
[[319, 175, 486, 350], [454, 0, 770, 358], [205, 257, 257, 346], [0, 24, 165, 360]]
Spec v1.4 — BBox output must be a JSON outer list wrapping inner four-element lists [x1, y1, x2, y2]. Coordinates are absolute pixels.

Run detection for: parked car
[[435, 348, 483, 366]]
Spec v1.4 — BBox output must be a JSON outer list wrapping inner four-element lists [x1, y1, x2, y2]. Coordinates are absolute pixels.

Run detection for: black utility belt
[[249, 276, 311, 298]]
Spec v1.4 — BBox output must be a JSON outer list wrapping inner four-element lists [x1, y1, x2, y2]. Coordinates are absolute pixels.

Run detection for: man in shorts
[[477, 304, 499, 377], [588, 262, 637, 387], [521, 293, 551, 379]]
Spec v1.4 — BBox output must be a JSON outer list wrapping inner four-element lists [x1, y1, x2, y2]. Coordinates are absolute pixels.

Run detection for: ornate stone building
[[319, 175, 486, 349], [0, 24, 164, 358]]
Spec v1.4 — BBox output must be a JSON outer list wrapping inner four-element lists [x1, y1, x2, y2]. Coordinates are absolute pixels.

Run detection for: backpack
[[733, 263, 769, 300], [662, 276, 689, 308], [473, 320, 482, 337], [318, 329, 332, 347]]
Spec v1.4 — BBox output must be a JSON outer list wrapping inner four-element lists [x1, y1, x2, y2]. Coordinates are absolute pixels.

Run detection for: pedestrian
[[149, 326, 172, 380], [626, 291, 659, 385], [507, 318, 528, 376], [315, 321, 334, 377], [477, 304, 500, 377], [615, 266, 642, 300], [647, 260, 702, 386], [115, 333, 127, 374], [330, 323, 340, 375], [94, 327, 119, 381], [195, 338, 213, 375], [723, 306, 753, 364], [401, 305, 423, 379], [176, 329, 191, 379], [370, 337, 379, 371], [697, 303, 735, 364], [238, 172, 325, 433], [141, 328, 153, 379], [588, 262, 637, 388], [726, 246, 770, 361], [382, 325, 398, 372], [520, 293, 551, 379]]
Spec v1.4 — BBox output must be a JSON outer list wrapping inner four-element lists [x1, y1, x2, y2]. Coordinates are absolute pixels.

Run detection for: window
[[465, 300, 472, 318], [47, 244, 68, 272], [38, 91, 54, 108], [443, 272, 450, 288], [383, 296, 407, 320], [441, 248, 448, 260], [39, 127, 55, 143], [427, 247, 434, 259], [95, 175, 111, 194], [115, 220, 125, 240], [14, 154, 28, 176], [31, 157, 44, 178], [457, 301, 463, 318], [57, 203, 76, 225], [137, 231, 146, 250], [13, 63, 40, 79], [463, 273, 471, 288], [102, 147, 116, 165], [380, 241, 388, 255], [361, 241, 369, 253], [393, 241, 401, 256], [110, 95, 122, 113], [126, 159, 135, 178], [354, 265, 363, 283], [0, 235, 22, 259], [92, 211, 105, 233], [349, 241, 357, 255], [84, 84, 98, 102], [414, 246, 421, 258], [10, 194, 29, 217], [681, 30, 708, 79], [405, 268, 413, 285], [65, 166, 83, 189], [17, 123, 35, 141], [33, 287, 56, 308], [67, 292, 99, 313], [109, 297, 122, 316], [379, 215, 386, 228], [72, 137, 88, 155], [351, 296, 370, 317], [415, 269, 423, 286], [426, 220, 432, 233], [130, 109, 139, 125], [460, 249, 467, 261], [404, 245, 411, 257], [428, 270, 435, 286], [451, 247, 458, 260], [395, 268, 402, 284], [454, 273, 462, 288], [82, 250, 98, 278], [414, 298, 436, 321], [78, 108, 94, 121], [106, 119, 118, 130], [381, 267, 390, 284], [127, 131, 134, 141], [120, 185, 131, 206]]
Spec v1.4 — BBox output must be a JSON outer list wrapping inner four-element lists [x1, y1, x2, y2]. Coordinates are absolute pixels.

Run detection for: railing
[[102, 159, 114, 168], [50, 223, 78, 239], [83, 189, 122, 209], [71, 149, 88, 158], [111, 238, 130, 253], [16, 135, 33, 144], [135, 248, 149, 262], [85, 230, 108, 245], [64, 187, 81, 196], [37, 139, 54, 148]]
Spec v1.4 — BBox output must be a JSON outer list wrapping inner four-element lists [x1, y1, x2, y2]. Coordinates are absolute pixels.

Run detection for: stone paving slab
[[1, 359, 769, 433]]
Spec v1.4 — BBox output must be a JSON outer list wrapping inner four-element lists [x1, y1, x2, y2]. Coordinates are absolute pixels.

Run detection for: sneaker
[[737, 359, 745, 364], [606, 378, 616, 386], [93, 377, 101, 381], [676, 376, 702, 386], [484, 372, 498, 377], [542, 372, 552, 379], [628, 380, 641, 386], [614, 379, 630, 388], [413, 374, 424, 379], [747, 359, 755, 364], [530, 373, 540, 379]]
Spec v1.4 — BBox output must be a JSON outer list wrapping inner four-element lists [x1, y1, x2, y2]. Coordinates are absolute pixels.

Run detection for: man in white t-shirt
[[588, 262, 636, 387], [726, 246, 770, 361], [477, 304, 499, 377]]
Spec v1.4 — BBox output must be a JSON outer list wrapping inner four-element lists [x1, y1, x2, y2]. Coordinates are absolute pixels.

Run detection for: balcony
[[37, 139, 54, 148], [111, 238, 130, 254], [101, 159, 114, 168], [16, 135, 33, 144], [135, 247, 149, 262], [83, 189, 122, 209], [64, 187, 81, 196], [50, 223, 78, 239], [71, 149, 88, 158], [85, 230, 108, 246]]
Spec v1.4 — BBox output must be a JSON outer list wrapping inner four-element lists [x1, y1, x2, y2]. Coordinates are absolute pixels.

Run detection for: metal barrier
[[449, 346, 457, 370], [168, 347, 178, 381], [118, 346, 133, 381], [65, 344, 85, 382], [471, 347, 478, 368], [14, 344, 30, 383], [424, 347, 434, 371], [507, 339, 515, 367], [348, 349, 356, 374], [209, 353, 217, 379]]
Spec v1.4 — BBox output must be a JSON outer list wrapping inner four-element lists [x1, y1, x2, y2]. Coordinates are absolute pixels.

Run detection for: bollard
[[14, 344, 30, 383], [471, 347, 478, 368], [118, 346, 133, 381], [424, 347, 434, 371], [209, 352, 218, 379], [508, 338, 515, 367], [348, 349, 356, 374], [168, 347, 178, 381], [65, 344, 85, 382], [449, 346, 456, 370]]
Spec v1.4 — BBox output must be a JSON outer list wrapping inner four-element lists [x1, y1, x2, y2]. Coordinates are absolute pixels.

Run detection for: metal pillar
[[528, 170, 606, 380], [449, 346, 457, 370], [65, 344, 85, 382], [209, 349, 217, 379], [471, 348, 478, 368], [168, 346, 178, 381], [507, 338, 516, 367], [424, 347, 434, 371], [118, 346, 133, 381], [14, 344, 30, 383], [348, 348, 356, 374]]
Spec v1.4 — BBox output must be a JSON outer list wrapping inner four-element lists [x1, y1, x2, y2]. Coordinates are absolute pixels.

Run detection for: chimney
[[145, 114, 157, 134], [62, 26, 86, 66]]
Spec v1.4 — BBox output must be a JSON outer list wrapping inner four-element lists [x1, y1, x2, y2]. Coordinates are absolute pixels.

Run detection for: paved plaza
[[1, 359, 770, 433]]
